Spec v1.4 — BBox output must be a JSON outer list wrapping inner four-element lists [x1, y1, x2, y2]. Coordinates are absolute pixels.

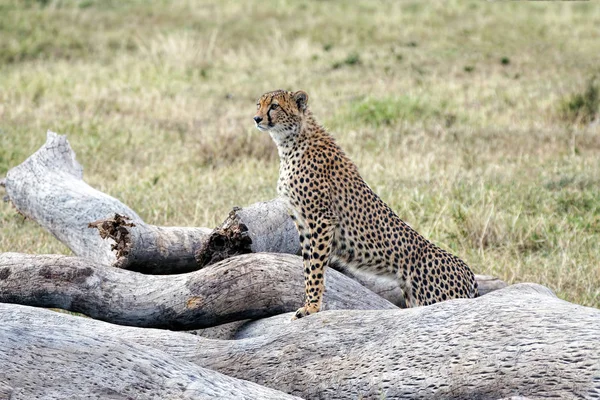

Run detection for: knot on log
[[88, 214, 136, 260], [195, 207, 253, 267]]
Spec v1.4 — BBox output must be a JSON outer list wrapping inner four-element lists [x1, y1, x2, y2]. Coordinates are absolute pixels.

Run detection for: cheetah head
[[254, 90, 309, 142]]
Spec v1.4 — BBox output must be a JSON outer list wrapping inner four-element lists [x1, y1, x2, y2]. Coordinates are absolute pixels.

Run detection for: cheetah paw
[[292, 303, 320, 320], [292, 307, 310, 320]]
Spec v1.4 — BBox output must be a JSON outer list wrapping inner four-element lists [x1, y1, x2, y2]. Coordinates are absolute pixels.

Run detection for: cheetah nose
[[253, 116, 263, 124]]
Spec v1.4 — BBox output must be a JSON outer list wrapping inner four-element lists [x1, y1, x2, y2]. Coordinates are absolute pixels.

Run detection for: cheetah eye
[[271, 104, 279, 110], [256, 103, 260, 109]]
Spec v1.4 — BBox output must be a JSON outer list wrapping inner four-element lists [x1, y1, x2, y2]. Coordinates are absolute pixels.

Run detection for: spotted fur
[[254, 90, 478, 319]]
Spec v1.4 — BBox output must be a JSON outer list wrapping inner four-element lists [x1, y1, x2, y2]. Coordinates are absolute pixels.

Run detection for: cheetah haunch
[[254, 90, 478, 319]]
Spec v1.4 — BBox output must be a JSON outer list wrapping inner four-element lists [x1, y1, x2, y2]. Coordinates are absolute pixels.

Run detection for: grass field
[[1, 0, 598, 308]]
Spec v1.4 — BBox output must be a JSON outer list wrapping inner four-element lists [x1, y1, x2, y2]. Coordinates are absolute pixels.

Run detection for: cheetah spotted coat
[[254, 90, 478, 319]]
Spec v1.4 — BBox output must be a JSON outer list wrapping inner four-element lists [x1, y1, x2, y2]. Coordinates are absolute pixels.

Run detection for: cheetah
[[254, 89, 478, 319]]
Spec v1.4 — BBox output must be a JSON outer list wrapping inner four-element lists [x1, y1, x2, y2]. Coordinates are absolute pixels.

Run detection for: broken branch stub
[[88, 214, 136, 259], [195, 207, 253, 267], [194, 199, 300, 267]]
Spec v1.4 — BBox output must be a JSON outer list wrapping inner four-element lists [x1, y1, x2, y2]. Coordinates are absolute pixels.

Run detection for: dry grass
[[1, 0, 599, 307]]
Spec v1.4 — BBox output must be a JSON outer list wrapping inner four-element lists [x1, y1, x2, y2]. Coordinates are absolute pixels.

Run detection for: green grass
[[1, 0, 599, 308], [559, 77, 599, 124], [332, 95, 445, 128]]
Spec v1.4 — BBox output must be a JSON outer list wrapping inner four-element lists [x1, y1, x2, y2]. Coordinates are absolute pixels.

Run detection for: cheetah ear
[[293, 90, 308, 111]]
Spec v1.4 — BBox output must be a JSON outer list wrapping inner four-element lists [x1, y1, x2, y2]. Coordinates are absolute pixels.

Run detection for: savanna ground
[[0, 0, 598, 308]]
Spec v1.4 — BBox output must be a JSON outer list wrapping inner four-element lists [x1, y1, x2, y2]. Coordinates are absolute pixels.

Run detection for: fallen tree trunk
[[1, 131, 210, 273], [0, 304, 302, 400], [0, 252, 396, 329], [1, 284, 598, 400]]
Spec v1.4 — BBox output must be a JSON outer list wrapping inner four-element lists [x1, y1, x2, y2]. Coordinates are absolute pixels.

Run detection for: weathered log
[[1, 284, 598, 400], [0, 304, 302, 400], [0, 252, 396, 329], [2, 131, 211, 273], [0, 132, 307, 274]]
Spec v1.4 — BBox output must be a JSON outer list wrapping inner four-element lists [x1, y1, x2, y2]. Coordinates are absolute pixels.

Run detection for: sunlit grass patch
[[331, 95, 455, 129]]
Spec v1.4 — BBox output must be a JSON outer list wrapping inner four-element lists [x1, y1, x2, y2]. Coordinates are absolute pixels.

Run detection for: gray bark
[[240, 198, 301, 254], [0, 252, 396, 329], [1, 284, 598, 400], [0, 304, 302, 400]]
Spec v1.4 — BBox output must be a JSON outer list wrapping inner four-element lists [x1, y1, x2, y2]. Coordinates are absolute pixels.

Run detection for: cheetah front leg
[[293, 210, 337, 320], [290, 213, 312, 308]]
